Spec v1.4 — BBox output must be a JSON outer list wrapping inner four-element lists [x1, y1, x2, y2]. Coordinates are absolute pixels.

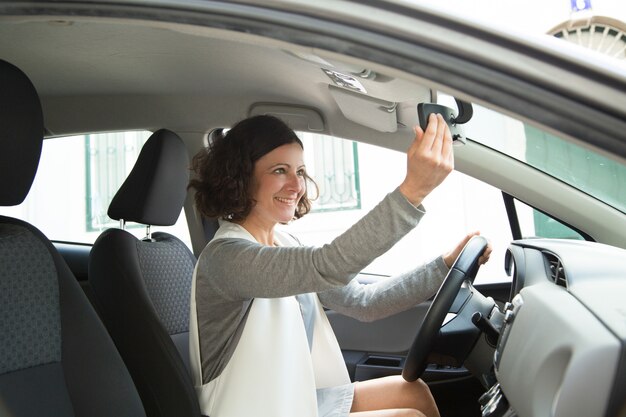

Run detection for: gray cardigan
[[194, 188, 449, 384]]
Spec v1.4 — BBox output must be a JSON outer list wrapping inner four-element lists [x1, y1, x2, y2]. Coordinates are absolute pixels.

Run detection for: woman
[[188, 114, 490, 417]]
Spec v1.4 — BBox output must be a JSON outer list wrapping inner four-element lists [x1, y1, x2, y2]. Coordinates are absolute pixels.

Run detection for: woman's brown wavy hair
[[189, 115, 318, 222]]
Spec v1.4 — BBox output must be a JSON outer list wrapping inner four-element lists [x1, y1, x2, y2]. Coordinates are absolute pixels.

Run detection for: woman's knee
[[409, 378, 430, 392], [401, 378, 433, 400], [403, 379, 438, 417], [351, 376, 438, 417]]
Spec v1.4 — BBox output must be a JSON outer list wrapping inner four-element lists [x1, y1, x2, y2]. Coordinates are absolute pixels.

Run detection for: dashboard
[[486, 239, 626, 417]]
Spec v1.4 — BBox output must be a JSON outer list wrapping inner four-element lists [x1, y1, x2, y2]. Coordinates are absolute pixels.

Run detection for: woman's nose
[[286, 172, 304, 192]]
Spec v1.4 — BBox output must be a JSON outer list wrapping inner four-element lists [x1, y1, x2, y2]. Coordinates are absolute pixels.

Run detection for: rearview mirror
[[417, 99, 473, 145]]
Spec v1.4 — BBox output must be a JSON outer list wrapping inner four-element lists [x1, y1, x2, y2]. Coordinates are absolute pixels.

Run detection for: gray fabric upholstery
[[54, 231, 145, 417], [90, 224, 200, 417], [171, 331, 192, 374], [0, 223, 61, 374], [137, 236, 195, 335], [0, 217, 147, 417], [0, 363, 74, 416]]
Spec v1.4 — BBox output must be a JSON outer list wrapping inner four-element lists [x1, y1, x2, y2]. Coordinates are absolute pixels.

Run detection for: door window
[[0, 131, 191, 247], [290, 133, 512, 284]]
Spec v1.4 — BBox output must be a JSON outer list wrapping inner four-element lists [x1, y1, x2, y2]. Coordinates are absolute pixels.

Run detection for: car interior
[[1, 2, 625, 417]]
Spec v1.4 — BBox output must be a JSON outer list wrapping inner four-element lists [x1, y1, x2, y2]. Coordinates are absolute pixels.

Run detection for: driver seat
[[88, 129, 201, 417], [0, 59, 146, 416]]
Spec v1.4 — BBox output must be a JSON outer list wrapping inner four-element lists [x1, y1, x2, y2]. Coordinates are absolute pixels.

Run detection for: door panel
[[327, 280, 511, 381], [328, 304, 430, 353], [328, 304, 430, 383]]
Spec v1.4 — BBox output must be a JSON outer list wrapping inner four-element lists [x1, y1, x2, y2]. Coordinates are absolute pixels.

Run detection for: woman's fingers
[[443, 232, 493, 268], [441, 117, 454, 168], [479, 242, 493, 265], [419, 113, 438, 151], [443, 232, 476, 267], [399, 113, 454, 205], [430, 114, 446, 154], [409, 125, 425, 157]]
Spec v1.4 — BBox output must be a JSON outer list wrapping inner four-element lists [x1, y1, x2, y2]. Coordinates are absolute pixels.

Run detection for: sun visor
[[248, 103, 325, 132], [329, 85, 397, 133]]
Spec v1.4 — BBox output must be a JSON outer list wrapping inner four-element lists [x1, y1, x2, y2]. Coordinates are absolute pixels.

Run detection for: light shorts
[[317, 382, 356, 417]]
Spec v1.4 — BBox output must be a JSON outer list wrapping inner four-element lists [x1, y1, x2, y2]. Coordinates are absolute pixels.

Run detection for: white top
[[190, 222, 350, 417]]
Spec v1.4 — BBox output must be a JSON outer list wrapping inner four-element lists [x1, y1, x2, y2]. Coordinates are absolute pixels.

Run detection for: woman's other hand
[[443, 231, 493, 269], [399, 113, 454, 206]]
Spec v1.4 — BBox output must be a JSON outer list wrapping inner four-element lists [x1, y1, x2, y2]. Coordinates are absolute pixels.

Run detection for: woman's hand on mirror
[[399, 113, 454, 206]]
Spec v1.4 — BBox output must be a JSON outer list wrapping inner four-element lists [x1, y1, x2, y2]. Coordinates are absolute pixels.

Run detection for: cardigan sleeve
[[317, 256, 449, 322], [196, 188, 426, 301]]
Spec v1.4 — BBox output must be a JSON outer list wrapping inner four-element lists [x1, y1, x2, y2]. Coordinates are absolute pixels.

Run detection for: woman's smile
[[274, 196, 298, 206]]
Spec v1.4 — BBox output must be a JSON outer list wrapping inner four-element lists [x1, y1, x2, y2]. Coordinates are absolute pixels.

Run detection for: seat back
[[0, 59, 146, 417], [89, 129, 200, 417]]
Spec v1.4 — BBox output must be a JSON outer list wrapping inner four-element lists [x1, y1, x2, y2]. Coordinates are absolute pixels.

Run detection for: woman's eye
[[297, 169, 305, 177], [273, 168, 286, 174]]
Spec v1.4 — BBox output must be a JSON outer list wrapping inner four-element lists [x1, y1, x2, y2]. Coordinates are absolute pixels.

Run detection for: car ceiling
[[1, 2, 626, 157], [0, 14, 431, 142]]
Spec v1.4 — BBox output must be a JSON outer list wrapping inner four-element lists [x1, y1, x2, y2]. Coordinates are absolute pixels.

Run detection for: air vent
[[544, 252, 567, 288]]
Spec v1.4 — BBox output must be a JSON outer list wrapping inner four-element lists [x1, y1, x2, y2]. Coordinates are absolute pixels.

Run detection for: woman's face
[[248, 142, 306, 228]]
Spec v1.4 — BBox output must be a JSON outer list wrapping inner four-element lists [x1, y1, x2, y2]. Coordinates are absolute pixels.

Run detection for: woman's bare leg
[[349, 375, 439, 417]]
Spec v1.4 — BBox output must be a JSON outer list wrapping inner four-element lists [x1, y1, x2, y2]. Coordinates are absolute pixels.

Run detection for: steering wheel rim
[[402, 235, 488, 382]]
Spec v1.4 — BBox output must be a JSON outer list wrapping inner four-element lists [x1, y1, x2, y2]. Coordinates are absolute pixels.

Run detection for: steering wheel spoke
[[403, 236, 489, 382]]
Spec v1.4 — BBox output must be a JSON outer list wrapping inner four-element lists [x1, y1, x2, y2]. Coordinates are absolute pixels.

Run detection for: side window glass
[[514, 199, 586, 240], [0, 132, 191, 247], [287, 134, 512, 285], [299, 132, 361, 211], [86, 131, 150, 231]]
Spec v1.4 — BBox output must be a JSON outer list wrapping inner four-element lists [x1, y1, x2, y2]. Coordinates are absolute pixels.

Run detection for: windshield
[[439, 94, 626, 213]]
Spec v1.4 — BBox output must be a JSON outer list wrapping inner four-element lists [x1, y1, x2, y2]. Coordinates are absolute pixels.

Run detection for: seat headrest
[[0, 60, 44, 206], [108, 129, 189, 226]]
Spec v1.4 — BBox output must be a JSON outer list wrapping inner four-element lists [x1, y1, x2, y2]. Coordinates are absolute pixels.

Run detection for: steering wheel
[[402, 235, 489, 381]]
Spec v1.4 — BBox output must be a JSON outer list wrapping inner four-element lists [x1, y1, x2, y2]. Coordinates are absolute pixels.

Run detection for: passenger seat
[[88, 129, 201, 417], [0, 59, 146, 417]]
